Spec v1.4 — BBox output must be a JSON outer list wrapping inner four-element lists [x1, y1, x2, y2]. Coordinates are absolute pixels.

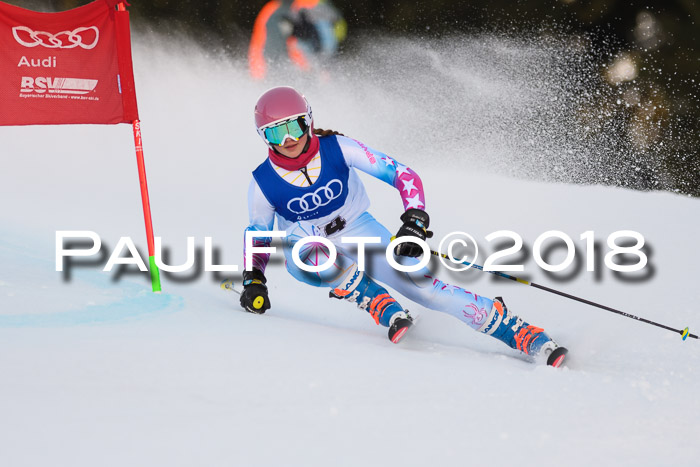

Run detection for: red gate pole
[[131, 119, 162, 292], [117, 2, 161, 292]]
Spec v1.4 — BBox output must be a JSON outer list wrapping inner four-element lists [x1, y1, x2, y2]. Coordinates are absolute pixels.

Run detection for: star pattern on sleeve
[[395, 163, 411, 177], [405, 193, 425, 210], [381, 156, 396, 168], [401, 178, 417, 195]]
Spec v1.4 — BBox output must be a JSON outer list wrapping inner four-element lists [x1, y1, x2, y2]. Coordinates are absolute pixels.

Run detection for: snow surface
[[1, 34, 699, 467]]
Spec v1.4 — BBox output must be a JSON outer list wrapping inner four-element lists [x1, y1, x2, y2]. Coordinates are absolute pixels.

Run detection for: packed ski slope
[[1, 35, 699, 467]]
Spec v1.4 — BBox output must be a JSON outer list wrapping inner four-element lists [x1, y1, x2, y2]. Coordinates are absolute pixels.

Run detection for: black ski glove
[[240, 268, 271, 314], [394, 208, 434, 257]]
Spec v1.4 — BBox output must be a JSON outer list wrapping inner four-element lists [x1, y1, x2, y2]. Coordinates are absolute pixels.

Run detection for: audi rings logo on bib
[[287, 179, 343, 214], [12, 26, 100, 50]]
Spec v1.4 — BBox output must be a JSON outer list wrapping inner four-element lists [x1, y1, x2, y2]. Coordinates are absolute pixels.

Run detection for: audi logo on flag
[[12, 26, 100, 49], [287, 179, 344, 214]]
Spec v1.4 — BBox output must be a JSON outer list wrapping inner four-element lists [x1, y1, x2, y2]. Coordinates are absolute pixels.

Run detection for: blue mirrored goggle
[[262, 116, 309, 146]]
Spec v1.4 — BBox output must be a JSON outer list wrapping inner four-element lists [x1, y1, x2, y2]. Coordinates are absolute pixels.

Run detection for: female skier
[[240, 86, 567, 366]]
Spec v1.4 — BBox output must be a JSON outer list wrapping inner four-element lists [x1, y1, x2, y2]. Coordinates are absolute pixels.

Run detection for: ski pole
[[427, 249, 697, 341], [220, 279, 265, 311]]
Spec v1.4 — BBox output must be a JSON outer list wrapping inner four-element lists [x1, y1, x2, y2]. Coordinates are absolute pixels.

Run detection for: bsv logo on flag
[[21, 77, 98, 95], [12, 26, 99, 49], [287, 179, 343, 214]]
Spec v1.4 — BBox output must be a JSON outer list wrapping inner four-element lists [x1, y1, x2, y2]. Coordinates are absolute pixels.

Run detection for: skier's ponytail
[[313, 128, 345, 137]]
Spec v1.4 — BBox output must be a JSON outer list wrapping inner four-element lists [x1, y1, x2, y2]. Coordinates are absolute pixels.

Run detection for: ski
[[223, 277, 566, 365]]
